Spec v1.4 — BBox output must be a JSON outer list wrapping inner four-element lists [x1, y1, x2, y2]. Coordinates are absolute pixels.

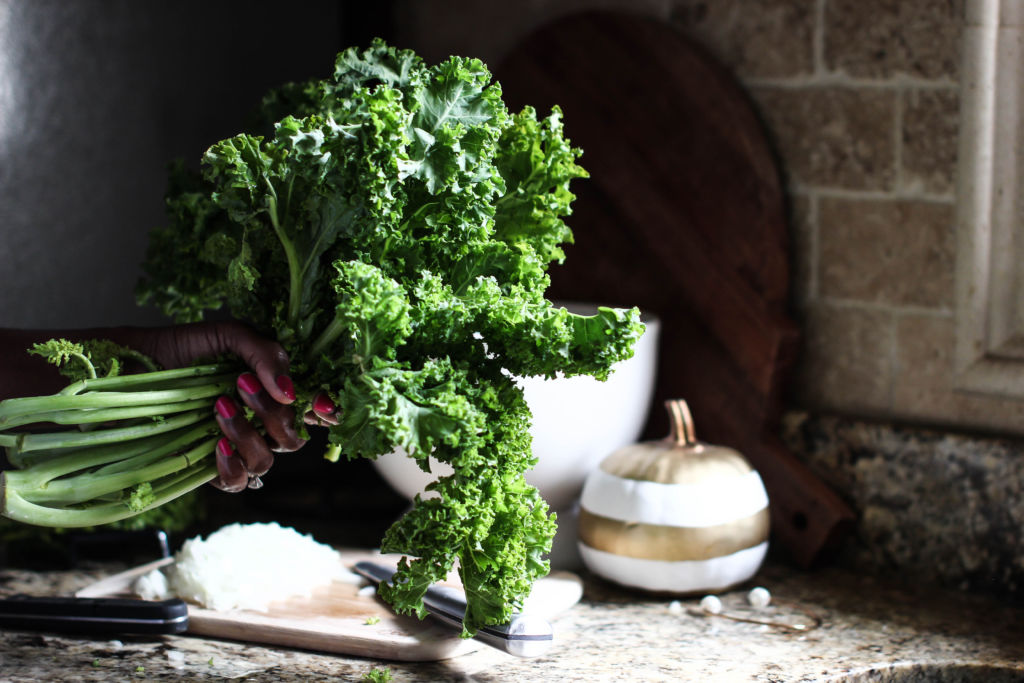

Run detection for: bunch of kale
[[137, 41, 642, 635]]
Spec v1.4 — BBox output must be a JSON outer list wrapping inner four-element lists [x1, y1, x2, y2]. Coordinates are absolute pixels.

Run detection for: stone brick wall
[[394, 0, 1024, 435]]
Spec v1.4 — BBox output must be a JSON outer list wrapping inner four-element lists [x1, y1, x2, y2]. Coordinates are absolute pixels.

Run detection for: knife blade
[[353, 560, 553, 658], [0, 595, 188, 635]]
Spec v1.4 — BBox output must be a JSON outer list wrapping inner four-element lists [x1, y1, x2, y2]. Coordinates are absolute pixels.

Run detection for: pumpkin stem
[[666, 399, 697, 446]]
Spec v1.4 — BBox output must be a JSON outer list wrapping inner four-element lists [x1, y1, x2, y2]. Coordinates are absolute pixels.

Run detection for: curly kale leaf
[[127, 482, 156, 512], [379, 376, 556, 634], [495, 105, 587, 265], [28, 339, 92, 377], [136, 162, 238, 323], [29, 339, 160, 382]]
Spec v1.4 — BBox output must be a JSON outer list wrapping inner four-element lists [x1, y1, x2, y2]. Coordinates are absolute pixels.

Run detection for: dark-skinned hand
[[0, 321, 338, 492]]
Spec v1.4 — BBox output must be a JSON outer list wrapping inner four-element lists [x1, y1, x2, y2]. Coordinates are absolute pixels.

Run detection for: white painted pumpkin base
[[578, 541, 768, 594]]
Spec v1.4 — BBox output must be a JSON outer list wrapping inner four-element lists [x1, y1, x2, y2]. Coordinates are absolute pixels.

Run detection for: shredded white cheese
[[134, 522, 361, 612], [133, 567, 169, 601]]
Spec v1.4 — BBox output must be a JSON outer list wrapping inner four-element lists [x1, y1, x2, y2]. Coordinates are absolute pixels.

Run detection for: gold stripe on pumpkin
[[599, 443, 752, 485], [578, 507, 770, 562]]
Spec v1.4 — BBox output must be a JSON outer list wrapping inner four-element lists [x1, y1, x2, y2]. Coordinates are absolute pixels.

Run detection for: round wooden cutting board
[[494, 11, 853, 566]]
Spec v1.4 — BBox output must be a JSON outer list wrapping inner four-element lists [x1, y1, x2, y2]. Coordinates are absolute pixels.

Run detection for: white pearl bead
[[747, 586, 771, 608], [699, 595, 722, 614]]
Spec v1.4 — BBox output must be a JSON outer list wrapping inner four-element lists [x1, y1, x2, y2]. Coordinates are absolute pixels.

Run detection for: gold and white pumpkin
[[577, 399, 770, 593]]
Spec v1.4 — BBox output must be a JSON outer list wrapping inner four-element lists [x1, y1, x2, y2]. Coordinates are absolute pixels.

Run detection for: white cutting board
[[76, 548, 582, 662]]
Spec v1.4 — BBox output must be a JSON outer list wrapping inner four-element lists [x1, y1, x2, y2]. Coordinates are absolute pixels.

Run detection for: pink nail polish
[[217, 437, 233, 457], [313, 393, 336, 415], [237, 372, 261, 395], [276, 375, 296, 401], [215, 396, 237, 419]]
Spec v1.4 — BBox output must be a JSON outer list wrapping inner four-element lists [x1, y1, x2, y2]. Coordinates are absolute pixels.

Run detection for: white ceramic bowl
[[372, 303, 660, 513]]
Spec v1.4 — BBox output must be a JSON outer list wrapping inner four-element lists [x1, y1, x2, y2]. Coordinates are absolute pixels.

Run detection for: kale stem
[[307, 313, 347, 362], [0, 462, 218, 528], [87, 371, 238, 393], [14, 435, 218, 505], [323, 443, 342, 462], [3, 397, 216, 430], [93, 423, 217, 476], [9, 409, 210, 454], [71, 351, 98, 379], [7, 427, 181, 469], [58, 364, 232, 396], [0, 380, 232, 427], [7, 420, 218, 487], [266, 184, 303, 330]]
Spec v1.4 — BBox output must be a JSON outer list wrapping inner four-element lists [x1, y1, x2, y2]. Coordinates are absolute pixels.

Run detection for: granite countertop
[[1, 560, 1022, 682]]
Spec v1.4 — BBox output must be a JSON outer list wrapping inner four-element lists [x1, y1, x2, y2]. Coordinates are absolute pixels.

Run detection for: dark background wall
[[0, 0, 394, 329]]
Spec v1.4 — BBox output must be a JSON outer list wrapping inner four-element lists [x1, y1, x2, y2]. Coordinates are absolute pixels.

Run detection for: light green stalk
[[0, 381, 231, 427], [5, 421, 218, 491], [57, 364, 233, 395], [13, 435, 218, 505], [0, 348, 239, 528], [91, 422, 218, 476], [266, 186, 303, 331], [2, 397, 216, 430], [6, 421, 203, 469], [0, 462, 218, 528], [307, 314, 348, 361], [1, 409, 210, 454]]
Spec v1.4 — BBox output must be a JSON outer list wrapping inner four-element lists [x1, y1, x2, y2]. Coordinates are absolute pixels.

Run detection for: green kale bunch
[[136, 41, 643, 635]]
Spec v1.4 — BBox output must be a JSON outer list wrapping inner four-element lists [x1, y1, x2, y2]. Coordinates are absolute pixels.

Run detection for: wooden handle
[[744, 435, 855, 567]]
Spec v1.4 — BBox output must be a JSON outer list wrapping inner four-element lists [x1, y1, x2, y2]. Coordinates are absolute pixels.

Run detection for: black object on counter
[[0, 595, 188, 635]]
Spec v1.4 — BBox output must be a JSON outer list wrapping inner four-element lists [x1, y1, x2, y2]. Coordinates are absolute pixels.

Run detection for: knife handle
[[0, 595, 188, 635]]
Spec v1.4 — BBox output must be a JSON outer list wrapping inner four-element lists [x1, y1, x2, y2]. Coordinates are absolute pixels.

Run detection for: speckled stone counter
[[2, 560, 1022, 682], [781, 411, 1024, 596]]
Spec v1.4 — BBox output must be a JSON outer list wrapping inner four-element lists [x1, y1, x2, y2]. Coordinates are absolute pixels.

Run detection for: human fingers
[[303, 392, 340, 427], [214, 395, 275, 479], [210, 437, 248, 492], [216, 322, 296, 406], [236, 372, 306, 452]]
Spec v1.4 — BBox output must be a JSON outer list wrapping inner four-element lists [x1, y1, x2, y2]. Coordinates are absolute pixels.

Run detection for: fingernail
[[313, 393, 336, 415], [237, 372, 261, 395], [215, 396, 237, 419], [217, 437, 233, 457], [276, 375, 296, 401]]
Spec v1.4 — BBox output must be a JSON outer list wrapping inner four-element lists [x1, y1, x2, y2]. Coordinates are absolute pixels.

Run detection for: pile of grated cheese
[[134, 522, 361, 611]]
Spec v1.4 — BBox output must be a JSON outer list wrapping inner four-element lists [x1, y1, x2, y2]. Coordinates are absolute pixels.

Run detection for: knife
[[353, 561, 553, 658], [0, 595, 189, 635]]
